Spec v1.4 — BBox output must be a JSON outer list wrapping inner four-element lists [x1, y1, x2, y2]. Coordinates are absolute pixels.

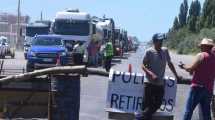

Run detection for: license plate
[[43, 58, 53, 62]]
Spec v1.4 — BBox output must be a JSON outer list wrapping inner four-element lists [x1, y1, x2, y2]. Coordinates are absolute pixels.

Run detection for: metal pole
[[41, 11, 43, 21], [48, 75, 52, 120], [16, 0, 21, 50]]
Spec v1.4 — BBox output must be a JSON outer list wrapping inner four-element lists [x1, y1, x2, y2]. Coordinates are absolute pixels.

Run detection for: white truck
[[96, 18, 115, 43], [51, 9, 97, 64], [93, 18, 116, 56]]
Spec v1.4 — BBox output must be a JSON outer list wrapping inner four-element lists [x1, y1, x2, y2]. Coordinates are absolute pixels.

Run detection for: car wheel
[[0, 50, 4, 59], [11, 52, 15, 59], [26, 61, 34, 72], [24, 53, 27, 59], [1, 52, 5, 59], [2, 55, 5, 59], [10, 49, 15, 59]]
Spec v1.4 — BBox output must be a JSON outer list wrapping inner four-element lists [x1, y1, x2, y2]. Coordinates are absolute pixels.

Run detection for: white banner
[[106, 70, 177, 113], [106, 70, 144, 113], [160, 76, 177, 112]]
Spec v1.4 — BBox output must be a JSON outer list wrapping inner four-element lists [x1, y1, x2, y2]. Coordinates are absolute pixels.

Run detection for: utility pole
[[41, 11, 43, 21], [16, 0, 21, 50]]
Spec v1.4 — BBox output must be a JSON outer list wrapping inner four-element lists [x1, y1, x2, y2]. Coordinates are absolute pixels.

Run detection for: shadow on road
[[123, 53, 130, 58], [113, 56, 128, 59], [112, 59, 122, 63], [111, 63, 117, 67]]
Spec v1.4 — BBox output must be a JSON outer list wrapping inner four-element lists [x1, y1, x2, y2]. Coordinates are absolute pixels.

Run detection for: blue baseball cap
[[152, 33, 166, 42]]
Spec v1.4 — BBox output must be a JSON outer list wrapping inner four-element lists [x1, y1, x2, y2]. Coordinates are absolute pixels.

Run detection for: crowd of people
[[87, 40, 114, 72], [64, 39, 114, 72]]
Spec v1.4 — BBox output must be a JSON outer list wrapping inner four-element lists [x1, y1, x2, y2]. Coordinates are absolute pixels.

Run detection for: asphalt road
[[0, 50, 26, 75], [1, 47, 202, 120]]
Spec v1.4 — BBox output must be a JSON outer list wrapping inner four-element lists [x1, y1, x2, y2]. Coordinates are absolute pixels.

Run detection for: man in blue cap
[[138, 33, 180, 120]]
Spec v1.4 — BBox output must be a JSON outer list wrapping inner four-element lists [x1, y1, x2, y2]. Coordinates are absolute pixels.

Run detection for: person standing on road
[[87, 41, 98, 66], [179, 38, 215, 120], [104, 40, 114, 72], [95, 41, 100, 67], [139, 33, 180, 120], [73, 41, 85, 65]]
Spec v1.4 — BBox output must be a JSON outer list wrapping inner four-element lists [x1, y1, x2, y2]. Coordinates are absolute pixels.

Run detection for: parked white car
[[0, 36, 15, 59]]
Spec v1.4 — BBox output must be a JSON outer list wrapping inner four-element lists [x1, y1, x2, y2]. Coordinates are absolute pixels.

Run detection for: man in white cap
[[179, 38, 215, 120]]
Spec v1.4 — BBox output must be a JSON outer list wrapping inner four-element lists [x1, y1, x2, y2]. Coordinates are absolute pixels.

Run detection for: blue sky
[[0, 0, 204, 42]]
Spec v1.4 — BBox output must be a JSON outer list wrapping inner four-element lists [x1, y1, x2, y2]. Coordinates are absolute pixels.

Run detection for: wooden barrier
[[0, 66, 194, 119], [0, 90, 48, 118], [0, 74, 81, 120], [0, 78, 48, 119]]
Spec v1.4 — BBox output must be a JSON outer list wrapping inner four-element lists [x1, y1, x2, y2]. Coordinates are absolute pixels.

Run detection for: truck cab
[[51, 9, 97, 65], [24, 22, 50, 59], [26, 35, 67, 72], [114, 28, 123, 56]]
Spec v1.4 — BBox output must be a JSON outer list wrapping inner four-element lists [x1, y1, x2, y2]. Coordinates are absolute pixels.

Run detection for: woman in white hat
[[179, 38, 215, 120]]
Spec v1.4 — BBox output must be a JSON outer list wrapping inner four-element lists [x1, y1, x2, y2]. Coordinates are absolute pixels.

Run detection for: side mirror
[[93, 24, 96, 34]]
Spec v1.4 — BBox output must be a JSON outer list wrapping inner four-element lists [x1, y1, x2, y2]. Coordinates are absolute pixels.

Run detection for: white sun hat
[[199, 38, 214, 46]]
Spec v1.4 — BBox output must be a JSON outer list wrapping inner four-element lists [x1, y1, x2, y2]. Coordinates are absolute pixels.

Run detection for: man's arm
[[142, 51, 157, 80], [142, 64, 158, 80], [168, 61, 179, 79], [179, 53, 202, 74], [166, 49, 180, 80]]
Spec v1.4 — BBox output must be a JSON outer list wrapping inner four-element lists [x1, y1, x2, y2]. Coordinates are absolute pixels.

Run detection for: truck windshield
[[26, 27, 50, 37], [32, 37, 62, 46], [53, 20, 90, 36]]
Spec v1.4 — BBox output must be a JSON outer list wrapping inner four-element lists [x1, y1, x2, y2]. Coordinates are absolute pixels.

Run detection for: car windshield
[[0, 38, 8, 45], [1, 39, 7, 43], [32, 37, 62, 46], [26, 27, 50, 37], [62, 40, 86, 51], [53, 20, 90, 36]]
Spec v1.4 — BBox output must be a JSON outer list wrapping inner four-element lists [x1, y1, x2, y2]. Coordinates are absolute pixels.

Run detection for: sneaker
[[134, 112, 143, 120]]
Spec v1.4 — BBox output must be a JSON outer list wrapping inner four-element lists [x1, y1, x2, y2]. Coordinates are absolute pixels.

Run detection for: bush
[[165, 27, 215, 54]]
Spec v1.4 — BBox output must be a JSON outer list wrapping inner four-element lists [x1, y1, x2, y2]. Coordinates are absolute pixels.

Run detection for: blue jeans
[[183, 86, 212, 120], [89, 55, 96, 66]]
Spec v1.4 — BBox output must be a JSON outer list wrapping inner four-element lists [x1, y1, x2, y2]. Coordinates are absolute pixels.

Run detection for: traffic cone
[[56, 54, 61, 66], [128, 64, 132, 73]]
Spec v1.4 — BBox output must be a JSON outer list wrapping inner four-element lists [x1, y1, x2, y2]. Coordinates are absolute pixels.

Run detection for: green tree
[[173, 17, 180, 31], [178, 0, 188, 27], [166, 0, 215, 54], [201, 0, 215, 28], [188, 0, 201, 32]]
